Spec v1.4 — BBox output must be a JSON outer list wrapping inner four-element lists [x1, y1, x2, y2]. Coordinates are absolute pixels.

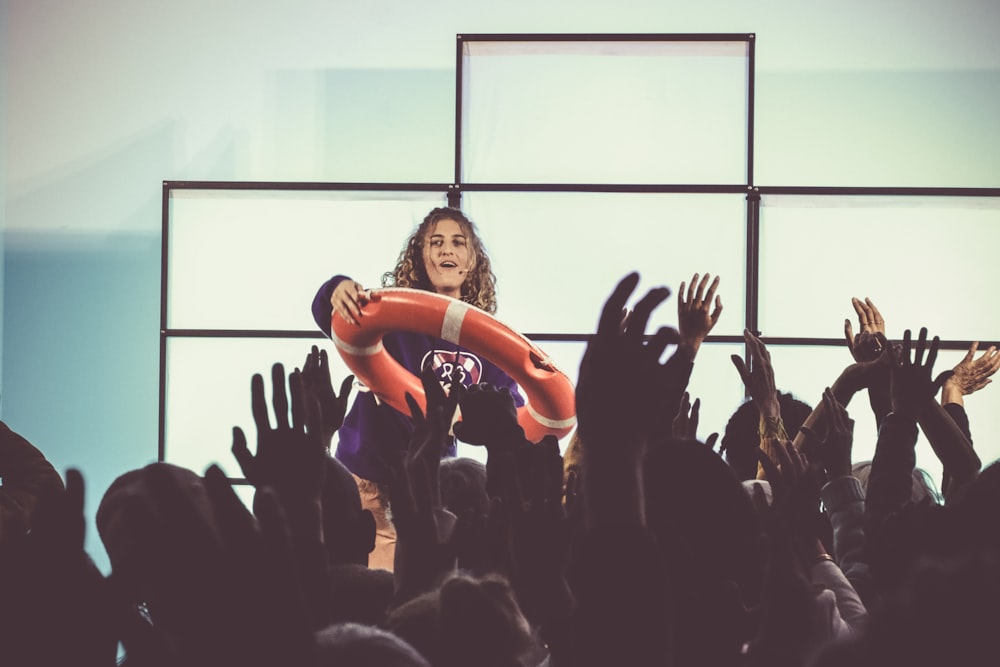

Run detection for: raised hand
[[942, 341, 1000, 406], [731, 329, 780, 419], [886, 328, 953, 421], [390, 366, 460, 607], [453, 382, 524, 447], [799, 387, 854, 480], [677, 272, 723, 357], [844, 297, 887, 362], [232, 363, 326, 539], [400, 367, 458, 531], [576, 272, 680, 531], [576, 272, 677, 458], [300, 345, 354, 449], [330, 279, 368, 327]]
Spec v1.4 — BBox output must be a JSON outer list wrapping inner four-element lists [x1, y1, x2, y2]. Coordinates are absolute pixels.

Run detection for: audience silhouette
[[1, 274, 997, 666]]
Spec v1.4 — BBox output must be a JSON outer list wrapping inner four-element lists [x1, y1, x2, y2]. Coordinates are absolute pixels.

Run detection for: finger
[[689, 397, 701, 436], [251, 373, 271, 433], [686, 274, 698, 304], [647, 325, 681, 360], [932, 370, 954, 395], [694, 272, 711, 304], [902, 329, 913, 366], [731, 354, 751, 387], [599, 273, 640, 336], [925, 333, 940, 374], [746, 329, 771, 365], [771, 439, 796, 478], [420, 363, 446, 409], [844, 319, 856, 351], [705, 432, 719, 451], [857, 298, 876, 330], [710, 295, 723, 325], [823, 387, 844, 430], [852, 297, 871, 329], [881, 332, 899, 367], [405, 392, 425, 424], [798, 425, 822, 450], [337, 374, 355, 401], [984, 352, 1000, 376], [272, 363, 290, 430], [678, 280, 689, 307], [626, 286, 671, 343], [304, 393, 323, 442], [963, 341, 979, 365], [289, 369, 306, 431], [231, 426, 256, 481], [866, 298, 885, 330], [317, 347, 332, 383], [757, 450, 783, 494], [304, 345, 319, 373], [914, 328, 928, 367], [704, 274, 721, 306]]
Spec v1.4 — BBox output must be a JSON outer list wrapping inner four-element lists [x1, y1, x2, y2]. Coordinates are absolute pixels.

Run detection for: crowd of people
[[2, 209, 999, 666]]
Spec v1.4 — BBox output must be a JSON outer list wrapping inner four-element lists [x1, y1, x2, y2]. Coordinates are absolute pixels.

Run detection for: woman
[[312, 207, 524, 570]]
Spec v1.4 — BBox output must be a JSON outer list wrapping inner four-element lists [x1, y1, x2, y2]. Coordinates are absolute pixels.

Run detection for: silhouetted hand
[[671, 391, 718, 449], [800, 387, 854, 480], [677, 272, 723, 357], [731, 329, 779, 419], [576, 272, 679, 528], [454, 382, 524, 447], [886, 328, 953, 421], [390, 366, 460, 607], [942, 341, 1000, 406], [301, 345, 354, 449], [232, 363, 326, 539], [577, 272, 677, 457]]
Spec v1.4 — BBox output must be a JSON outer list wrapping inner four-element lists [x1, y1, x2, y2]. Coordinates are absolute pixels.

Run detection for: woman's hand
[[330, 280, 368, 326]]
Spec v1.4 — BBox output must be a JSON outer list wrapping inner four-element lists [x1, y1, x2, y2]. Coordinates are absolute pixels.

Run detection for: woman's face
[[422, 218, 473, 297]]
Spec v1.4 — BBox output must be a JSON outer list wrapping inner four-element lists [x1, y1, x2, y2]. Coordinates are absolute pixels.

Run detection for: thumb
[[932, 370, 955, 395]]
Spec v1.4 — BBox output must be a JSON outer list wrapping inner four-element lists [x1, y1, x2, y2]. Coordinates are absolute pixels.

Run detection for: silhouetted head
[[644, 438, 765, 662], [721, 392, 812, 480], [314, 622, 430, 667], [384, 572, 536, 667], [322, 456, 376, 566]]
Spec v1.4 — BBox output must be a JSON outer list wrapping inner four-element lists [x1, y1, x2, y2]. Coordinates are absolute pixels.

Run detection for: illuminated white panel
[[167, 190, 447, 330], [760, 196, 1000, 341], [462, 39, 748, 184], [164, 337, 355, 476], [464, 192, 747, 335]]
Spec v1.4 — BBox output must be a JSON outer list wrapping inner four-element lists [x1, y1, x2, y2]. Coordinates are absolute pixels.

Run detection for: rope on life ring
[[330, 288, 576, 442]]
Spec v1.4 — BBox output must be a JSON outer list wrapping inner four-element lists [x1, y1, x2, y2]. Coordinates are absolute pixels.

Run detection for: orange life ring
[[330, 288, 576, 442]]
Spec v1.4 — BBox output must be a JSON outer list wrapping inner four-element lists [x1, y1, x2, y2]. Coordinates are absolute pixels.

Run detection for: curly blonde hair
[[381, 207, 498, 314]]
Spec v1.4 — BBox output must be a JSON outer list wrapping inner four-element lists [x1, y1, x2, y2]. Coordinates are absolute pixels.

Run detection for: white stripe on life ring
[[332, 332, 384, 357], [526, 403, 578, 431], [440, 300, 469, 344]]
